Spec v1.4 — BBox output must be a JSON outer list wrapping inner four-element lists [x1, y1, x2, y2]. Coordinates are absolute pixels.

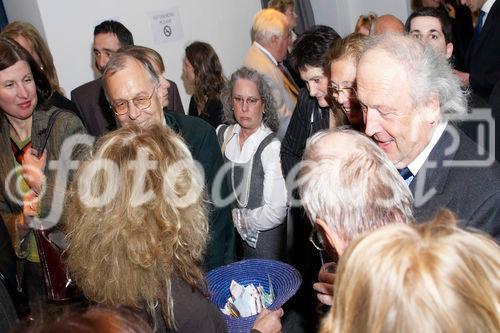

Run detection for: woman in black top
[[182, 41, 225, 128]]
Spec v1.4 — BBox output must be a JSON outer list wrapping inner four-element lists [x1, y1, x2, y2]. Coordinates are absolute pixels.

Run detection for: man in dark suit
[[357, 34, 500, 240], [102, 47, 235, 270], [71, 20, 184, 137], [455, 0, 500, 101]]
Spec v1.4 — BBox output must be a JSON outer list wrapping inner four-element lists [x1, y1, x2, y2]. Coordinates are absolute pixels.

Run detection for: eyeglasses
[[110, 86, 157, 116], [232, 96, 262, 108], [310, 224, 333, 265], [309, 225, 326, 252], [328, 82, 355, 98]]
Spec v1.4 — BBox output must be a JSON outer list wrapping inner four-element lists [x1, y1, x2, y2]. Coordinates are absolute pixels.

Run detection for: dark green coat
[[164, 111, 235, 270]]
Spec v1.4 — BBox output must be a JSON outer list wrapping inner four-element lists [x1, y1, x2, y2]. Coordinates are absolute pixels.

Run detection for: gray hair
[[222, 66, 280, 132], [251, 8, 288, 44], [361, 33, 467, 115], [102, 50, 160, 100], [299, 128, 414, 242]]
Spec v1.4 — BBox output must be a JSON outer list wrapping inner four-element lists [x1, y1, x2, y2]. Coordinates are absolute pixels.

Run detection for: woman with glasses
[[217, 67, 287, 260], [0, 36, 87, 312], [325, 33, 366, 130], [182, 41, 225, 128]]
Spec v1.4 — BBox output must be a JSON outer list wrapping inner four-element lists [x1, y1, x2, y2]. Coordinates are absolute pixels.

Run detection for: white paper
[[148, 7, 184, 44]]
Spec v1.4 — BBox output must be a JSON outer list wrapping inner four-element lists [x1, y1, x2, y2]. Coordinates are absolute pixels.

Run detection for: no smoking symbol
[[163, 25, 172, 37]]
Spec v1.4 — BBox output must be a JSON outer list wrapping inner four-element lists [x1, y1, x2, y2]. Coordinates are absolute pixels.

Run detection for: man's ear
[[315, 218, 346, 256], [445, 42, 454, 60], [422, 95, 441, 125], [270, 34, 280, 47]]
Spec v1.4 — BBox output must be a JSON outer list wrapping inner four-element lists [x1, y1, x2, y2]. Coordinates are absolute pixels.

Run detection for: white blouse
[[216, 123, 287, 231]]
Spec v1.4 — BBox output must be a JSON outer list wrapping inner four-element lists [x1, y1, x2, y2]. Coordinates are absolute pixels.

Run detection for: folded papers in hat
[[206, 259, 302, 333]]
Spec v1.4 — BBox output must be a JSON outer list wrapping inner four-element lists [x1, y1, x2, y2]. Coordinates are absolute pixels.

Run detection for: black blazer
[[410, 124, 500, 240], [466, 0, 500, 101], [280, 88, 330, 185], [188, 96, 223, 128], [70, 78, 114, 137], [71, 78, 185, 137]]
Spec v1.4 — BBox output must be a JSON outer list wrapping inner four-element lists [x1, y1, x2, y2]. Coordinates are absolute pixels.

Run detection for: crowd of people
[[0, 0, 499, 332]]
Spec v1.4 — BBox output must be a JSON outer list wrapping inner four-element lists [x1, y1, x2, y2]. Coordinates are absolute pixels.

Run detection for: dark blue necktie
[[398, 167, 413, 181], [470, 10, 486, 52]]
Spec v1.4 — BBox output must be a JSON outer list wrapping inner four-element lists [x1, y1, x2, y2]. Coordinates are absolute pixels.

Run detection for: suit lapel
[[470, 1, 500, 58], [410, 125, 457, 208]]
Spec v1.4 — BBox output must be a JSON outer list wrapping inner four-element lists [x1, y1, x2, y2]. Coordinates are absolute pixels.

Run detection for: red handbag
[[33, 228, 80, 301], [30, 109, 81, 301]]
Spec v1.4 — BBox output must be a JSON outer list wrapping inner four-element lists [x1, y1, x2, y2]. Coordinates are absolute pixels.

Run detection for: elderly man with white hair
[[244, 8, 297, 139], [357, 33, 500, 240], [299, 127, 414, 306]]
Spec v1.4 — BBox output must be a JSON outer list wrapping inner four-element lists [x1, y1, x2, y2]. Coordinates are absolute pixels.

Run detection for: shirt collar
[[482, 0, 495, 14], [254, 42, 278, 66], [407, 120, 448, 177]]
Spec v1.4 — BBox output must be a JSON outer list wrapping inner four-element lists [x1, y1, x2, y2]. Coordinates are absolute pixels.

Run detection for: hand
[[252, 308, 284, 333], [453, 70, 470, 87], [22, 190, 39, 217], [21, 149, 47, 195], [313, 262, 336, 306]]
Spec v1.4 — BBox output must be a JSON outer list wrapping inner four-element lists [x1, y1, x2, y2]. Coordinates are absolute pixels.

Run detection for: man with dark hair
[[92, 20, 134, 74], [71, 20, 184, 137], [281, 25, 340, 182], [405, 7, 454, 60], [279, 25, 340, 333]]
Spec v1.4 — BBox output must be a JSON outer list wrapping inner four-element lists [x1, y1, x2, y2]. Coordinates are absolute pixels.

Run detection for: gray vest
[[217, 125, 285, 260], [217, 125, 276, 210]]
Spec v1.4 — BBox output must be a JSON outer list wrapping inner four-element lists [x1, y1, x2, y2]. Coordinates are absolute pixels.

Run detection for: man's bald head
[[372, 14, 405, 35]]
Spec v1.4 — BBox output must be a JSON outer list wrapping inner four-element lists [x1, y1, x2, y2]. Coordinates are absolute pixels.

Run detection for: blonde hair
[[354, 12, 377, 34], [321, 209, 500, 333], [65, 123, 208, 330], [1, 21, 61, 93], [325, 33, 367, 79]]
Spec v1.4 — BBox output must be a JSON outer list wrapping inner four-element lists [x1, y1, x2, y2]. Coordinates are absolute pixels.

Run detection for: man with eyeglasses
[[299, 128, 414, 306], [71, 20, 184, 137], [102, 48, 236, 271]]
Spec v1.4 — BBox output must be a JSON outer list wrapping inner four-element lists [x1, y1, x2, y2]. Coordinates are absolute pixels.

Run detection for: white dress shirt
[[407, 120, 448, 184], [216, 123, 287, 231]]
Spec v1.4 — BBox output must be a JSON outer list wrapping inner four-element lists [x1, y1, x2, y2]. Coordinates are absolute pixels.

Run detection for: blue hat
[[206, 259, 302, 333]]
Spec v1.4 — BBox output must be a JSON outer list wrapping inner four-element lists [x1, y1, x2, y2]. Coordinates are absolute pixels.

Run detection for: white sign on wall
[[148, 7, 184, 44]]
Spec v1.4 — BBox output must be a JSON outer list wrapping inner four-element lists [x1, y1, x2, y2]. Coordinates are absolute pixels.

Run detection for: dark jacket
[[410, 124, 500, 240], [188, 97, 223, 129], [163, 112, 235, 270], [280, 88, 330, 196], [0, 107, 88, 252], [466, 0, 500, 100], [144, 276, 227, 333], [71, 78, 185, 137]]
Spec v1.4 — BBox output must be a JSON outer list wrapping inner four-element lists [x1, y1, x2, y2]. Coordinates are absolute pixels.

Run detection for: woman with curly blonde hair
[[65, 123, 226, 332], [321, 209, 500, 333]]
